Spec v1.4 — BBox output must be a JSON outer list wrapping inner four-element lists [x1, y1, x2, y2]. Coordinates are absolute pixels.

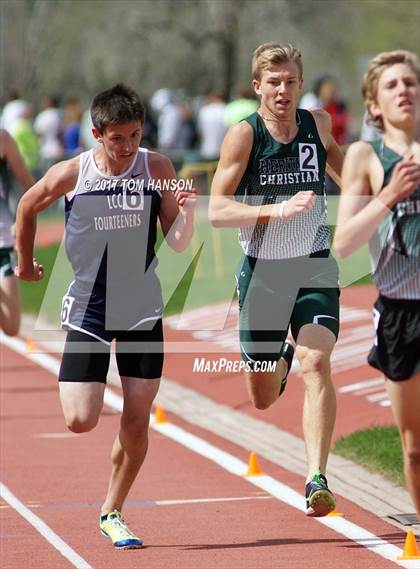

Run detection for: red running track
[[0, 342, 409, 569]]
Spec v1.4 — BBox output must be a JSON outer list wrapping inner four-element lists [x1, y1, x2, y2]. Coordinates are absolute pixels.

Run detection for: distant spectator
[[63, 97, 83, 157], [80, 108, 97, 150], [150, 88, 183, 150], [197, 93, 226, 161], [300, 75, 334, 110], [150, 88, 191, 169], [178, 102, 198, 151], [224, 88, 258, 126], [300, 75, 350, 144], [1, 91, 29, 132], [299, 86, 321, 110], [299, 75, 335, 110], [319, 77, 349, 144], [34, 95, 64, 169], [9, 103, 40, 175], [141, 101, 158, 149]]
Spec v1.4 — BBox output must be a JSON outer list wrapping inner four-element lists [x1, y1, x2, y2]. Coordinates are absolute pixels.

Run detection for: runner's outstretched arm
[[15, 159, 78, 280]]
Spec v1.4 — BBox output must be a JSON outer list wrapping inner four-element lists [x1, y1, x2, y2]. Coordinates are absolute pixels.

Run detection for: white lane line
[[2, 333, 414, 568], [367, 392, 390, 403], [338, 378, 384, 393], [0, 496, 272, 510], [1, 333, 61, 374], [154, 496, 272, 506], [0, 482, 93, 569], [33, 433, 80, 439], [354, 386, 387, 396]]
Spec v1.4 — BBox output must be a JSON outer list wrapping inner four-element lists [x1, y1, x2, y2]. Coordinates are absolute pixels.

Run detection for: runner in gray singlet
[[15, 84, 197, 547]]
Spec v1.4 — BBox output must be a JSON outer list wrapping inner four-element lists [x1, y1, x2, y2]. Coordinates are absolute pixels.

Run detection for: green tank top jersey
[[0, 157, 14, 249], [368, 140, 419, 299], [235, 109, 328, 259]]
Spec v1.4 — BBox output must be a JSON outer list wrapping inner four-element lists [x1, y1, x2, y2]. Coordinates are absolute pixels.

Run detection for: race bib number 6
[[61, 295, 75, 326]]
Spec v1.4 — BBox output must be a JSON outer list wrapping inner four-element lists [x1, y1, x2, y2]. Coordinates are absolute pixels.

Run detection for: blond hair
[[252, 43, 303, 81], [362, 50, 420, 130]]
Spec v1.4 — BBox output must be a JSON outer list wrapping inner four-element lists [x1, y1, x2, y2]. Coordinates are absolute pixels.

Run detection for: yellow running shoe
[[100, 510, 143, 549]]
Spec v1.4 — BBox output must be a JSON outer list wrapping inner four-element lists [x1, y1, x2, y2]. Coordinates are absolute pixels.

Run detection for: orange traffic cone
[[245, 452, 263, 476], [26, 337, 35, 352], [397, 530, 420, 560], [154, 405, 167, 424], [327, 507, 344, 517]]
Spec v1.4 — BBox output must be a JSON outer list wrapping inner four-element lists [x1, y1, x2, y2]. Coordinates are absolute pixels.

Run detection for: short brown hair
[[252, 43, 303, 81], [91, 83, 145, 133], [362, 50, 420, 130]]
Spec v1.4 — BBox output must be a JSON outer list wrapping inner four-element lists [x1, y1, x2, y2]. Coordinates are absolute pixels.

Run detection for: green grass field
[[333, 426, 404, 486]]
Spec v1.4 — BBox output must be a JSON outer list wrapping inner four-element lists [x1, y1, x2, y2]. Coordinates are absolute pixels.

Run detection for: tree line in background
[[1, 0, 419, 121]]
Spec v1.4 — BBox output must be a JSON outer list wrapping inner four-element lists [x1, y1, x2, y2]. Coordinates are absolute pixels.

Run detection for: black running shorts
[[59, 320, 164, 382], [0, 247, 16, 277], [368, 295, 420, 381]]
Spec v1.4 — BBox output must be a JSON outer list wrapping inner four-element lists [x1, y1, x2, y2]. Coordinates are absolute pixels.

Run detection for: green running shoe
[[305, 470, 336, 517]]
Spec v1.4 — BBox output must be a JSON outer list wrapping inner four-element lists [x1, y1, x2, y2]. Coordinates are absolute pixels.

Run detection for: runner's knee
[[296, 347, 330, 376], [121, 413, 150, 440], [65, 411, 99, 433]]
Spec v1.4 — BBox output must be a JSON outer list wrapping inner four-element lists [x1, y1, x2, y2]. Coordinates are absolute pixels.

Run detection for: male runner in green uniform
[[209, 43, 343, 516], [0, 129, 34, 336], [334, 50, 420, 518]]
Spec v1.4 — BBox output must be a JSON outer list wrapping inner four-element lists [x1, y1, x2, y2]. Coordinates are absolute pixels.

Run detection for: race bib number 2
[[61, 295, 75, 326], [298, 143, 319, 172]]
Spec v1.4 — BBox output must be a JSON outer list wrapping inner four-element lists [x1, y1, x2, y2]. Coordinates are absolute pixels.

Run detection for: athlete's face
[[253, 62, 303, 118], [370, 63, 420, 129], [93, 121, 142, 165]]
